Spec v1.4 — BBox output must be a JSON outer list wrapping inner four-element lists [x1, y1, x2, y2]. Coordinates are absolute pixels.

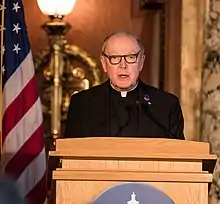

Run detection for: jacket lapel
[[138, 81, 157, 136], [138, 81, 152, 106], [91, 80, 110, 136]]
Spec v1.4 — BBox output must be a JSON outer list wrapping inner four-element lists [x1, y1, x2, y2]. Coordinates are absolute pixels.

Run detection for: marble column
[[202, 1, 220, 203], [202, 0, 220, 151]]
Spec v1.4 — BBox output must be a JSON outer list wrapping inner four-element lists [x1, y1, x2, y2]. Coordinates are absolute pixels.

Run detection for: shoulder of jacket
[[140, 81, 180, 103], [70, 81, 107, 100]]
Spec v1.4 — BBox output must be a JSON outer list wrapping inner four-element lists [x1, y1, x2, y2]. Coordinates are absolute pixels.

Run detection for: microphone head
[[118, 100, 135, 110], [135, 100, 141, 106]]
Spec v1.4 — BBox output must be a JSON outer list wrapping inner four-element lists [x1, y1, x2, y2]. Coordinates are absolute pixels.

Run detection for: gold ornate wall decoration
[[34, 17, 102, 145], [35, 43, 101, 118]]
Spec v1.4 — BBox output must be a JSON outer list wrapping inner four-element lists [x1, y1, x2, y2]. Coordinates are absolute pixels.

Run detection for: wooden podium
[[50, 137, 216, 204]]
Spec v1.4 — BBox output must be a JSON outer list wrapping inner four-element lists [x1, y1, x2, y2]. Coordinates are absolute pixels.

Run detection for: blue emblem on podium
[[93, 183, 174, 204]]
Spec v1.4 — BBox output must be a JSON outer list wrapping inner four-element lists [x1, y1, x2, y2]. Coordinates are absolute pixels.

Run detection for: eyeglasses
[[102, 50, 143, 65]]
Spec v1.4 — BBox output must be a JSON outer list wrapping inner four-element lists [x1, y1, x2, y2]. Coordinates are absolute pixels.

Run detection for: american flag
[[0, 0, 47, 203]]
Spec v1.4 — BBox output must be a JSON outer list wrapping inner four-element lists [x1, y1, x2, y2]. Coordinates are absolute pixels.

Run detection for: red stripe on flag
[[26, 172, 47, 204], [5, 124, 44, 178], [2, 76, 38, 143]]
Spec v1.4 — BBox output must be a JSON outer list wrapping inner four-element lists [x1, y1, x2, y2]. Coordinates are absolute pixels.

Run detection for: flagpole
[[0, 0, 6, 157]]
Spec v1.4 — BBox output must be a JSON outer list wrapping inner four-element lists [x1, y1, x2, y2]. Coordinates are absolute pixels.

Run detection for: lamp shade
[[37, 0, 76, 16]]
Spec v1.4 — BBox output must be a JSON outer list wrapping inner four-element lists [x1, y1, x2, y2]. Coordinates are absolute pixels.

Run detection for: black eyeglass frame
[[102, 50, 143, 65]]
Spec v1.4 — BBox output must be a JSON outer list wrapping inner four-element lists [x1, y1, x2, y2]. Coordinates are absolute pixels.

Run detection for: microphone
[[114, 100, 133, 136], [135, 100, 174, 138]]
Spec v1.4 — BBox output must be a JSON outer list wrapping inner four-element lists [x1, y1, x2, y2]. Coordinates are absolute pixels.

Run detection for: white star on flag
[[0, 4, 6, 11], [13, 43, 21, 54], [12, 2, 20, 12], [13, 23, 21, 34]]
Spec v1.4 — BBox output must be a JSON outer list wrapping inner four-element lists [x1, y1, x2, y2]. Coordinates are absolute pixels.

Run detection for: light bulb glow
[[37, 0, 76, 16]]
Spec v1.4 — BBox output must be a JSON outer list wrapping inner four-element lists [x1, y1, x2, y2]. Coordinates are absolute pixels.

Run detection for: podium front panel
[[56, 180, 207, 204]]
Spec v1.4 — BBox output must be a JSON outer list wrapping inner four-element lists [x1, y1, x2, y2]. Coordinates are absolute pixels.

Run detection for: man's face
[[101, 35, 145, 90]]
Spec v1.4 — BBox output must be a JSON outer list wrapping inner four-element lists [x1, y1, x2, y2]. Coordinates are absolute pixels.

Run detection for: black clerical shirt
[[109, 86, 139, 136]]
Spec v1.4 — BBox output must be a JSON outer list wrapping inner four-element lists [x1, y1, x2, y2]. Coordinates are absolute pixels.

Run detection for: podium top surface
[[50, 137, 216, 160]]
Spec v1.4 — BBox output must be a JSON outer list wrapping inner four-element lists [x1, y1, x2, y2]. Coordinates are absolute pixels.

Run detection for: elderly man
[[64, 31, 184, 139]]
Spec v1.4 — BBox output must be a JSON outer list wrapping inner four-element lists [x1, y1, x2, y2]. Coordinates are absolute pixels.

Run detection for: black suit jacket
[[64, 80, 184, 139]]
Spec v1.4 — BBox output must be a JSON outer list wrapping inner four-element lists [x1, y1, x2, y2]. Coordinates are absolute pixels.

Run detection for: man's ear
[[100, 56, 107, 73], [139, 54, 146, 71]]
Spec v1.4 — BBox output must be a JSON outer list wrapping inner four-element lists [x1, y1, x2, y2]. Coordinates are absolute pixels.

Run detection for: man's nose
[[119, 57, 128, 68]]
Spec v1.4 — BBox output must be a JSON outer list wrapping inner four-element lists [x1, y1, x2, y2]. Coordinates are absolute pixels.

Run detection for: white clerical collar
[[110, 82, 138, 98]]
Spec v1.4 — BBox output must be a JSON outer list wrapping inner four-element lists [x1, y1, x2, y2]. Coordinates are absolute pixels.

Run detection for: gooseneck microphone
[[113, 99, 175, 138], [135, 100, 174, 138], [114, 100, 133, 136]]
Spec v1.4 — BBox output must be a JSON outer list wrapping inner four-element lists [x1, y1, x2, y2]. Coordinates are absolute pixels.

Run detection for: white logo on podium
[[127, 192, 139, 204]]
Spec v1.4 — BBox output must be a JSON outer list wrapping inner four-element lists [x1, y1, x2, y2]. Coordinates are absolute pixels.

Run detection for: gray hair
[[101, 31, 145, 53]]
